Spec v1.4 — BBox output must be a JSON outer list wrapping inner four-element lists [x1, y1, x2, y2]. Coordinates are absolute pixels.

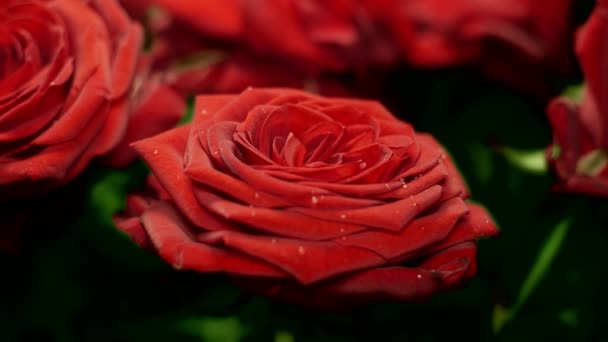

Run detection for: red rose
[[546, 0, 608, 197], [378, 0, 573, 95], [165, 52, 351, 98], [0, 0, 142, 198], [104, 54, 186, 167], [147, 0, 399, 72], [119, 4, 350, 97], [115, 88, 499, 308]]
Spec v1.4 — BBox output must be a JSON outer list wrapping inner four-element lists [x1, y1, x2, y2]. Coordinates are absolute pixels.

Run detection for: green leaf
[[492, 304, 510, 335], [89, 170, 133, 224], [178, 96, 195, 126], [275, 331, 295, 342], [576, 149, 608, 177], [499, 147, 548, 174], [563, 84, 584, 103], [174, 317, 247, 342], [467, 143, 494, 184], [558, 309, 579, 328], [493, 218, 572, 333]]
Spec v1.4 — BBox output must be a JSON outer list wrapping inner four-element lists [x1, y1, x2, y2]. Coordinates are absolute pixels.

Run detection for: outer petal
[[132, 125, 237, 231]]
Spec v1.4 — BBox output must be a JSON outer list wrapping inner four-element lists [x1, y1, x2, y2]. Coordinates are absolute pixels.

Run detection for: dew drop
[[341, 236, 347, 241], [340, 214, 347, 219], [484, 219, 490, 224], [201, 109, 208, 114], [311, 196, 319, 205], [384, 183, 390, 190], [339, 228, 345, 233], [298, 246, 306, 255], [213, 151, 219, 156], [50, 81, 56, 86], [402, 184, 408, 189], [359, 162, 367, 169], [254, 192, 260, 199], [271, 238, 277, 244], [417, 274, 422, 279], [412, 202, 417, 207], [153, 149, 159, 155]]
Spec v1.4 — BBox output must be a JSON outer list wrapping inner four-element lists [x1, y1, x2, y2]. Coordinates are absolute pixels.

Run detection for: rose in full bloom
[[0, 0, 143, 198], [114, 88, 499, 308], [546, 0, 608, 197]]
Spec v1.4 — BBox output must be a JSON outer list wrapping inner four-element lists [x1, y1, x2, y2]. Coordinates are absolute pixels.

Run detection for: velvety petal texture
[[115, 88, 499, 308], [546, 0, 608, 197], [0, 0, 144, 198]]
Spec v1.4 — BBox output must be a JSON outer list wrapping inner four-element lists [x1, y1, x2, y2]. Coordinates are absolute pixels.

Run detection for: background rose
[[104, 53, 186, 167], [148, 0, 398, 72], [0, 0, 143, 198], [118, 3, 358, 99], [115, 88, 499, 308], [547, 0, 608, 197], [165, 52, 351, 98], [380, 0, 573, 96], [130, 0, 574, 98]]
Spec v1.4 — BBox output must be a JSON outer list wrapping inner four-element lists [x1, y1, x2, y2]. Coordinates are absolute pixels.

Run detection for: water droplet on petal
[[417, 274, 422, 279], [201, 109, 208, 114], [50, 81, 56, 86], [298, 246, 305, 255], [384, 183, 390, 189], [271, 238, 277, 244], [311, 196, 319, 205], [254, 192, 260, 199], [359, 162, 367, 169], [340, 214, 347, 219], [402, 184, 408, 189], [153, 149, 159, 155], [339, 228, 345, 233]]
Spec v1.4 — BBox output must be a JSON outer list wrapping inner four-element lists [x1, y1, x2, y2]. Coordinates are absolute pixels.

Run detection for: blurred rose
[[123, 5, 356, 98], [164, 52, 351, 97], [143, 0, 399, 72], [114, 88, 499, 308], [376, 0, 573, 94], [105, 54, 186, 167], [547, 0, 608, 197]]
